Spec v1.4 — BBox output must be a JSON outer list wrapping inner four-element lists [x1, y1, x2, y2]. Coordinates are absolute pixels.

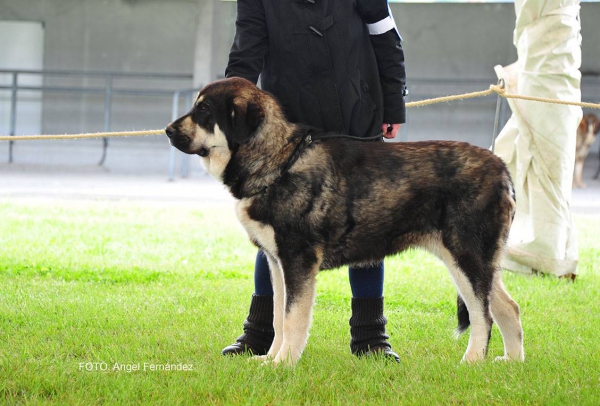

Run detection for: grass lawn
[[0, 198, 599, 405]]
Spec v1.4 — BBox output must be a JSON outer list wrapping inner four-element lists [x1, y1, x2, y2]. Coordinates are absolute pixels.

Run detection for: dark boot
[[349, 297, 400, 362], [221, 295, 274, 356]]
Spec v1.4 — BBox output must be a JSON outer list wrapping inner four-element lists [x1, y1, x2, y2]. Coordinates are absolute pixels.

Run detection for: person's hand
[[382, 123, 401, 139]]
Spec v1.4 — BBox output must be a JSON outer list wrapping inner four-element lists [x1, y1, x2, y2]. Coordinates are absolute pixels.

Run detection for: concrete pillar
[[193, 0, 218, 88]]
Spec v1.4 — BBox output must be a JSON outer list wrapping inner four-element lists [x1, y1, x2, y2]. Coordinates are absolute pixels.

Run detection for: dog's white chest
[[235, 198, 278, 257]]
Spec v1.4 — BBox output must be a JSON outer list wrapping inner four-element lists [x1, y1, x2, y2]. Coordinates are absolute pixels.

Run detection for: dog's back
[[304, 139, 515, 270]]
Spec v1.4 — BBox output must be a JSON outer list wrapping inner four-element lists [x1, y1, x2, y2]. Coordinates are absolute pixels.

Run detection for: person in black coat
[[222, 0, 407, 362]]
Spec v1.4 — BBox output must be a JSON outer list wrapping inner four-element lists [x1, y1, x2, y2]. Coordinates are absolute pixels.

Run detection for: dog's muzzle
[[165, 125, 209, 157], [165, 125, 178, 141], [165, 124, 188, 151]]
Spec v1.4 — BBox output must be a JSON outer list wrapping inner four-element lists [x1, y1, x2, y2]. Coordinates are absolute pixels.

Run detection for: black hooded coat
[[226, 0, 407, 138]]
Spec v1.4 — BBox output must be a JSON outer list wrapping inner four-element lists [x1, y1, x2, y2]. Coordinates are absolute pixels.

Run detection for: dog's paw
[[247, 355, 286, 368], [271, 358, 295, 367], [460, 353, 486, 364], [271, 353, 299, 367], [247, 356, 281, 368], [248, 355, 269, 363], [494, 353, 525, 362]]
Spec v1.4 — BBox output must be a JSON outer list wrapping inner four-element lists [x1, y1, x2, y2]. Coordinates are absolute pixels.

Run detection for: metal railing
[[3, 70, 598, 178], [0, 69, 193, 164]]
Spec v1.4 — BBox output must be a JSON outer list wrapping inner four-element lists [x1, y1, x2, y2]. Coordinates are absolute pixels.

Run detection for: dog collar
[[246, 133, 313, 198], [280, 133, 313, 175]]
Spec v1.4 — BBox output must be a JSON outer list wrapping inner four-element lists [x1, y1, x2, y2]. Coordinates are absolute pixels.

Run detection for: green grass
[[0, 198, 599, 405]]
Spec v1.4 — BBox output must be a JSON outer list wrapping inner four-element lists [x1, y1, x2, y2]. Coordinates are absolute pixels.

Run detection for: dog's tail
[[455, 294, 470, 336]]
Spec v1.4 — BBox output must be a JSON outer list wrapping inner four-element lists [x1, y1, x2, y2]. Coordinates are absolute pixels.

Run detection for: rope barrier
[[0, 129, 165, 141], [406, 84, 600, 109], [405, 86, 498, 108], [496, 87, 600, 109], [1, 82, 599, 141]]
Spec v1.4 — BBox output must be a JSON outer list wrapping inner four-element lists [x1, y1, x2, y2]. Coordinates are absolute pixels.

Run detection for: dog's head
[[165, 77, 266, 178], [579, 113, 600, 137]]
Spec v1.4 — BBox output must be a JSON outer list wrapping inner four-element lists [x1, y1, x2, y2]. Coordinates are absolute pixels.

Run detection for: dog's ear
[[230, 97, 264, 144], [593, 115, 600, 135]]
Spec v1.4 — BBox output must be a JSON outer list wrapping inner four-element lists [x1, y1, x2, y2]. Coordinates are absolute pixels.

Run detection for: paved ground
[[0, 143, 599, 214], [0, 163, 232, 204]]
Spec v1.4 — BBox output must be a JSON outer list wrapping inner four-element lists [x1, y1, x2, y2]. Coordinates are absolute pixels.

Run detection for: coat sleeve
[[225, 0, 268, 84], [357, 0, 407, 124]]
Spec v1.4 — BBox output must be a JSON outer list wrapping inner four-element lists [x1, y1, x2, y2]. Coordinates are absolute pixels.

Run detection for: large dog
[[166, 77, 524, 366], [574, 113, 600, 189]]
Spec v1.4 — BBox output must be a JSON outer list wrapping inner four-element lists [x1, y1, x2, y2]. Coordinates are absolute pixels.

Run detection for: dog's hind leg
[[271, 250, 322, 366], [452, 272, 492, 363], [433, 241, 492, 362], [430, 247, 492, 362], [490, 275, 524, 361]]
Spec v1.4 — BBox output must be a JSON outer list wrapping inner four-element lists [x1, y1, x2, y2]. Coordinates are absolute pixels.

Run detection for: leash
[[281, 130, 385, 173], [309, 132, 385, 142]]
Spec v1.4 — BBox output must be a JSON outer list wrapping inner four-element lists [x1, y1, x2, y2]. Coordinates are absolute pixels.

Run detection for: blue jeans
[[253, 250, 384, 298]]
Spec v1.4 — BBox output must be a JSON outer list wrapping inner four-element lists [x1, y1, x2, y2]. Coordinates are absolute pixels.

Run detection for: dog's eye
[[199, 103, 207, 111]]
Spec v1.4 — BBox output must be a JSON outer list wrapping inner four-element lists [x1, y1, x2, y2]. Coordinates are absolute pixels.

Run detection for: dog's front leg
[[265, 254, 284, 359], [574, 160, 585, 188], [271, 254, 321, 366]]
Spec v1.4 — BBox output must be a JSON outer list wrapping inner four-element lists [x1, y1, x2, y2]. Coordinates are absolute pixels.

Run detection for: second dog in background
[[574, 113, 600, 189]]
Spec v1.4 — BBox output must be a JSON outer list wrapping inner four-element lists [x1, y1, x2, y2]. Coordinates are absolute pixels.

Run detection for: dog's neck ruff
[[246, 131, 314, 198], [281, 132, 313, 174], [244, 130, 385, 198]]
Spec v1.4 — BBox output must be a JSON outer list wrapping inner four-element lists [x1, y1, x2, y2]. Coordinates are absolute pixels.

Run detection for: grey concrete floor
[[0, 163, 232, 204], [0, 137, 232, 204]]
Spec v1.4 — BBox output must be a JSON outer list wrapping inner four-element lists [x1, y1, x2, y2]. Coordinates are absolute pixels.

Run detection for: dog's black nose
[[165, 125, 175, 138]]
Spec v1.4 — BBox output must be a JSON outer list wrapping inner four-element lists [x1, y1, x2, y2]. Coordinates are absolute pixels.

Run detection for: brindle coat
[[166, 77, 524, 366]]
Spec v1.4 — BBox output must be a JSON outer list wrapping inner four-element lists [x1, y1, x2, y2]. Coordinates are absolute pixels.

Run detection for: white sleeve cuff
[[366, 16, 396, 36]]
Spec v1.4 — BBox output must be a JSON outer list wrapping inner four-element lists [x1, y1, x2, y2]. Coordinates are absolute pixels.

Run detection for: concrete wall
[[1, 0, 599, 169], [388, 3, 517, 146], [0, 0, 198, 138]]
